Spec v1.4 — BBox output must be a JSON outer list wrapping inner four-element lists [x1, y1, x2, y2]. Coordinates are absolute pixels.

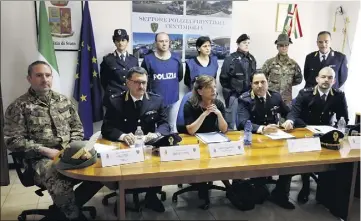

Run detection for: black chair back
[[9, 152, 36, 187]]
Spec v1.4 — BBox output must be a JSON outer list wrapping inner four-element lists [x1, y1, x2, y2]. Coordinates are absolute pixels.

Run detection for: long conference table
[[58, 129, 360, 221]]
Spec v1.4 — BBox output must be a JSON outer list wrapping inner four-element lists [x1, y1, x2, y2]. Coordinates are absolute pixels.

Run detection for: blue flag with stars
[[73, 1, 103, 140]]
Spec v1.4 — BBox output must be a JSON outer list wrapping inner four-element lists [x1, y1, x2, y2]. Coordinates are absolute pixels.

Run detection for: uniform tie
[[120, 54, 125, 62], [134, 100, 142, 110], [321, 94, 327, 103], [321, 54, 326, 65]]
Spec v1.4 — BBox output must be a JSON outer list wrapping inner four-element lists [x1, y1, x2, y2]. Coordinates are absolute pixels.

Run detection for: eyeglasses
[[129, 79, 147, 86]]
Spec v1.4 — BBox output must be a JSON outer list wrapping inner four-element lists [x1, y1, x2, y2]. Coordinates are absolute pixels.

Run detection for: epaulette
[[148, 91, 160, 97], [303, 87, 314, 92], [110, 92, 124, 99], [240, 91, 251, 99]]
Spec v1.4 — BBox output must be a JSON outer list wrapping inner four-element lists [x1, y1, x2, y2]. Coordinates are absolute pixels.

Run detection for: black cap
[[236, 34, 250, 44], [145, 133, 182, 147], [320, 130, 344, 150], [113, 29, 129, 42]]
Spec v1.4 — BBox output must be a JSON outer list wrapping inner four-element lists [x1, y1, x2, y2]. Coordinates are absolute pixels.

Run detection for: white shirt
[[318, 88, 330, 101], [116, 51, 127, 61], [319, 50, 330, 62]]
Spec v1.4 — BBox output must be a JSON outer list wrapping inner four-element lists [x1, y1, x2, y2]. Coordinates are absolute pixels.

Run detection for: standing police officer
[[262, 34, 302, 106], [283, 67, 349, 204], [220, 34, 256, 129], [101, 66, 170, 213], [304, 31, 348, 89], [237, 70, 295, 210], [100, 29, 139, 107]]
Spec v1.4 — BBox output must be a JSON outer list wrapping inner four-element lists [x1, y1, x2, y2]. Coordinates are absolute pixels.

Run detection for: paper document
[[265, 129, 295, 140], [94, 143, 118, 154], [306, 125, 341, 135], [195, 132, 230, 144]]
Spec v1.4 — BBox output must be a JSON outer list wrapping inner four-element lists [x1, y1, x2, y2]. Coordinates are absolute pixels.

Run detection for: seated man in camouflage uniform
[[4, 61, 103, 220]]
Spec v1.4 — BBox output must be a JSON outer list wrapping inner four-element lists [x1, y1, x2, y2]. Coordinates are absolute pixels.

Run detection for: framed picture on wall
[[34, 1, 83, 51], [275, 3, 289, 32]]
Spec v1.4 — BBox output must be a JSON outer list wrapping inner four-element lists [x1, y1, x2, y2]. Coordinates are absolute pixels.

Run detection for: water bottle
[[337, 117, 347, 134], [134, 126, 144, 148], [244, 120, 253, 146]]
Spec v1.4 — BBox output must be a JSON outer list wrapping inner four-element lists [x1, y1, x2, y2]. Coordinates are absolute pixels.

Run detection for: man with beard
[[237, 70, 295, 210], [282, 66, 349, 203], [100, 29, 139, 108], [303, 31, 348, 89], [220, 34, 257, 129], [4, 61, 103, 220], [101, 66, 170, 213], [141, 32, 183, 133]]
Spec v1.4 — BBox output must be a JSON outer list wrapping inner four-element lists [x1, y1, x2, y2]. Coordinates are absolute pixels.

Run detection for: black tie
[[321, 55, 326, 65], [120, 54, 125, 62], [134, 100, 142, 110], [259, 97, 265, 104], [321, 94, 327, 103]]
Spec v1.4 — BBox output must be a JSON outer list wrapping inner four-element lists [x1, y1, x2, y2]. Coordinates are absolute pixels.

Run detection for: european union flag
[[73, 2, 103, 139]]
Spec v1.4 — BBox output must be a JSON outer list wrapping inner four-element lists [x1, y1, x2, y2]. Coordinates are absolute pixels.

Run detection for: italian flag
[[38, 1, 61, 93]]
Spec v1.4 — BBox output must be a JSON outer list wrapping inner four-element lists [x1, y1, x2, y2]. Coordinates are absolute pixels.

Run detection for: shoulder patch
[[240, 92, 250, 99]]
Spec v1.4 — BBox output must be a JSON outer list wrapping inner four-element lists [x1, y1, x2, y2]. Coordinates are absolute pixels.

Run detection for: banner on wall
[[132, 1, 233, 60]]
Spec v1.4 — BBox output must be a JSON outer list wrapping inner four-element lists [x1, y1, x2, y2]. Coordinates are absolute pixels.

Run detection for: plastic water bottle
[[244, 120, 253, 146], [337, 117, 347, 134], [134, 126, 144, 148]]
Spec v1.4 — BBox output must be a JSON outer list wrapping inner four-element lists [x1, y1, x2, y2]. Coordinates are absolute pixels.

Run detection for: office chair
[[10, 152, 96, 221], [171, 92, 227, 209], [102, 188, 166, 215]]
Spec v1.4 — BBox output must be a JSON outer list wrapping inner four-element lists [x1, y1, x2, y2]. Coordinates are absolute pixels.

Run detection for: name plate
[[208, 141, 244, 158], [287, 137, 321, 153], [160, 145, 200, 162], [100, 148, 144, 167], [348, 136, 361, 149]]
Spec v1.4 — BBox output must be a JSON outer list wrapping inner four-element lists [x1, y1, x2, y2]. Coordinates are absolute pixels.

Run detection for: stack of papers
[[94, 143, 118, 154], [195, 132, 230, 144], [306, 125, 341, 135], [265, 129, 295, 140]]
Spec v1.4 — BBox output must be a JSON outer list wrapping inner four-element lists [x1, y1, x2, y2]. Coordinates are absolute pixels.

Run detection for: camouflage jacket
[[4, 88, 84, 159], [262, 54, 302, 105]]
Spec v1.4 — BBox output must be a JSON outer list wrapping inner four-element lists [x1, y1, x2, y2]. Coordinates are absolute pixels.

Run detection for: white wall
[[1, 0, 360, 125]]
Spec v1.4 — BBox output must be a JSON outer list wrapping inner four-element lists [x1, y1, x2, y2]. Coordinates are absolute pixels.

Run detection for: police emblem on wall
[[151, 23, 159, 33], [35, 1, 83, 51]]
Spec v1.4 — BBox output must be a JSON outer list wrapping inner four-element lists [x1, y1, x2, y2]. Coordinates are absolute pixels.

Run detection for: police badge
[[151, 23, 159, 33], [168, 136, 174, 146]]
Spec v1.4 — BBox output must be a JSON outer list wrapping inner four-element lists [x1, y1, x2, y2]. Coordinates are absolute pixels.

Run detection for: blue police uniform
[[237, 90, 290, 132], [287, 86, 349, 204], [287, 86, 349, 127], [101, 91, 170, 141], [304, 50, 348, 88], [100, 51, 139, 107], [141, 52, 183, 106], [237, 89, 294, 209], [184, 55, 218, 89]]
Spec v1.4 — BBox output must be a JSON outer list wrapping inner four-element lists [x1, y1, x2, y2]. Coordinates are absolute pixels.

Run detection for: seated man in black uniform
[[237, 70, 295, 210], [282, 66, 349, 203], [101, 66, 170, 212], [184, 75, 253, 211]]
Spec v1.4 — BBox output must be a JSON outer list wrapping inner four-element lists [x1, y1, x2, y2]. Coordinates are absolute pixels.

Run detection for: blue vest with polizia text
[[143, 53, 181, 106], [186, 56, 218, 88]]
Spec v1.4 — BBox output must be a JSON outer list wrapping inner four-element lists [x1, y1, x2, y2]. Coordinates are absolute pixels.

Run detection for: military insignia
[[333, 131, 339, 142], [331, 51, 334, 56], [169, 136, 174, 146], [118, 29, 122, 35], [314, 52, 318, 57], [151, 23, 158, 33]]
